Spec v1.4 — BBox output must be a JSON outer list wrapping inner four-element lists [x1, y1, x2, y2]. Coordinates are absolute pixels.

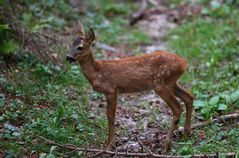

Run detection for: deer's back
[[96, 51, 187, 93]]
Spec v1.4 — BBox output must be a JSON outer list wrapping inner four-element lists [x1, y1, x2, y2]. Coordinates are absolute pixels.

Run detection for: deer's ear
[[75, 20, 85, 36], [86, 28, 95, 43]]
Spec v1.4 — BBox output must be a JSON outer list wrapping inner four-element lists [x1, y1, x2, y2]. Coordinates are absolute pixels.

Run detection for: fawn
[[66, 21, 194, 153]]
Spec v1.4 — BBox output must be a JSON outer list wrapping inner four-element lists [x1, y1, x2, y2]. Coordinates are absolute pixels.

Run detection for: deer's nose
[[66, 56, 76, 63]]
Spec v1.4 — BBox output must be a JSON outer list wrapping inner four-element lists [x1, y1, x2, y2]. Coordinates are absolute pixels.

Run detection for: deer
[[66, 20, 194, 153]]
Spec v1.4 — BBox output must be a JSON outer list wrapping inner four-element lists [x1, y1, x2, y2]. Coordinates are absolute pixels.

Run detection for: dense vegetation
[[0, 0, 238, 157]]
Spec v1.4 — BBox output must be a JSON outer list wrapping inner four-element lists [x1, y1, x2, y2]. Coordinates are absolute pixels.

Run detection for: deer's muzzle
[[66, 56, 76, 63]]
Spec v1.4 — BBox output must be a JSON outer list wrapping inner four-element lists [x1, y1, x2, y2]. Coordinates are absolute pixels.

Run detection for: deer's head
[[66, 20, 95, 63]]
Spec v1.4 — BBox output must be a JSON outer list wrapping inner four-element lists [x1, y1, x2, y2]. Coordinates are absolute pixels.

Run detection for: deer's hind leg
[[154, 87, 182, 153], [173, 83, 194, 137]]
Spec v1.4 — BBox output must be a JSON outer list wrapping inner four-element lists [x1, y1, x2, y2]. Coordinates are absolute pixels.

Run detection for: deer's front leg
[[105, 91, 117, 150]]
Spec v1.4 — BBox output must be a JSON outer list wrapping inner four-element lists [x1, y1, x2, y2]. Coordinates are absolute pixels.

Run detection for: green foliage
[[0, 53, 107, 156], [88, 0, 135, 15], [0, 94, 4, 108], [194, 90, 239, 119], [1, 40, 18, 54], [0, 24, 18, 55], [102, 3, 131, 15], [177, 142, 193, 155], [167, 4, 239, 154], [168, 8, 239, 120], [172, 124, 239, 155], [20, 0, 77, 32], [200, 0, 238, 17]]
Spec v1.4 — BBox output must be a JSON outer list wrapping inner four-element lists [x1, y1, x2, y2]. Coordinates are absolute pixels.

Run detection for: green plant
[[200, 0, 239, 17], [193, 90, 239, 119], [17, 0, 77, 32], [0, 51, 108, 156], [167, 7, 239, 120], [0, 24, 18, 55]]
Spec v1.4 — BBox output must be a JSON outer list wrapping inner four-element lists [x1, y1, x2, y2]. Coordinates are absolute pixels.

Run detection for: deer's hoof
[[183, 129, 191, 139], [106, 145, 112, 151], [106, 143, 115, 151], [162, 141, 170, 154]]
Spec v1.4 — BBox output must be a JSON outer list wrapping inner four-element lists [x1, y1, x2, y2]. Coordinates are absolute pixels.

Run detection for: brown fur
[[66, 21, 194, 153]]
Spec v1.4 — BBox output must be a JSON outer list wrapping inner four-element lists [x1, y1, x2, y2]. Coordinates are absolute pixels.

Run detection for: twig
[[64, 148, 79, 155], [204, 134, 216, 144], [95, 42, 123, 53], [27, 132, 237, 158], [112, 145, 118, 158], [177, 113, 239, 133], [87, 150, 106, 158], [144, 146, 153, 155], [129, 0, 148, 25]]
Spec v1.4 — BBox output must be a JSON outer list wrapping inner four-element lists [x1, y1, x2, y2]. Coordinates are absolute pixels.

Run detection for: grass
[[0, 53, 107, 157], [168, 7, 239, 119], [171, 123, 239, 155], [167, 3, 239, 155]]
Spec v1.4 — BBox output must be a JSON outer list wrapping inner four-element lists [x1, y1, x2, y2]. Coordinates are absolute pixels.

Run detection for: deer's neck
[[79, 52, 98, 83]]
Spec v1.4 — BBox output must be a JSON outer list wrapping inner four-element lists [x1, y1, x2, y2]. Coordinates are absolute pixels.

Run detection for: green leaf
[[201, 107, 212, 119], [211, 1, 221, 10], [0, 40, 18, 55], [179, 145, 192, 155], [39, 153, 47, 158], [77, 151, 83, 156], [194, 100, 206, 108], [231, 90, 239, 102], [3, 133, 11, 139], [220, 94, 230, 103], [31, 23, 49, 33], [12, 131, 21, 137], [201, 8, 210, 15], [217, 104, 227, 111], [0, 0, 5, 5], [0, 97, 4, 108], [209, 96, 220, 105], [0, 116, 4, 121], [43, 0, 54, 7], [49, 146, 57, 154]]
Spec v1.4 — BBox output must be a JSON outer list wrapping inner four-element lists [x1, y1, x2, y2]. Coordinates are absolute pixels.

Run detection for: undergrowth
[[0, 52, 107, 157], [167, 1, 239, 155]]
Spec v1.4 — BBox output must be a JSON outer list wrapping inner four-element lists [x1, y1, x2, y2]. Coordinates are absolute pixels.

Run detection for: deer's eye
[[77, 46, 83, 51]]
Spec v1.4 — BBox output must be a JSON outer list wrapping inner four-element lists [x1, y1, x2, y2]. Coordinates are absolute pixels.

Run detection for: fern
[[0, 40, 18, 55], [0, 24, 19, 56]]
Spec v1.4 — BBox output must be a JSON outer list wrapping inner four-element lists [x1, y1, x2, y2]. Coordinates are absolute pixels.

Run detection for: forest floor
[[1, 0, 239, 157]]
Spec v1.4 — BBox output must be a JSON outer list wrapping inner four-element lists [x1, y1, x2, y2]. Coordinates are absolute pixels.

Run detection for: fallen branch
[[29, 132, 237, 158], [177, 113, 239, 133], [129, 2, 203, 25], [129, 0, 148, 25], [95, 42, 123, 53]]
